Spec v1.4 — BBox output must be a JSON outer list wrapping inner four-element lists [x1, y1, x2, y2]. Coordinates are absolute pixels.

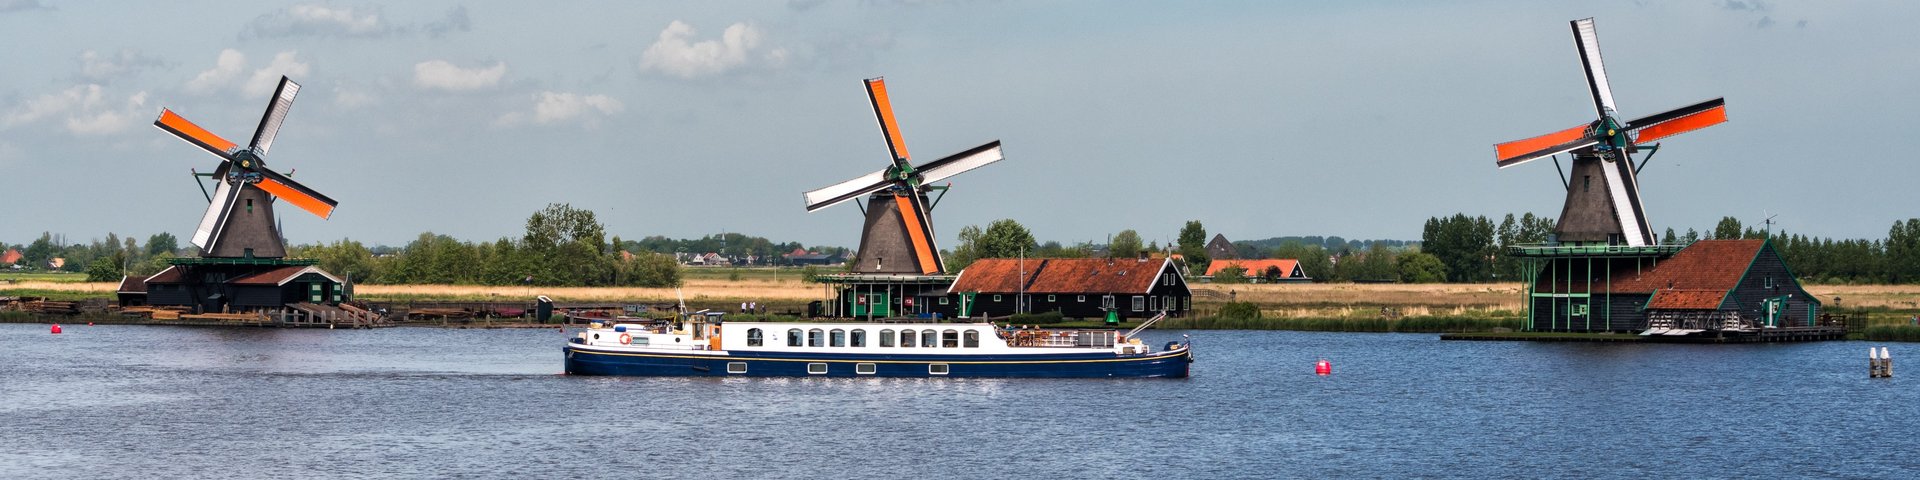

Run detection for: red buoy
[[51, 324, 62, 334], [1315, 358, 1331, 376]]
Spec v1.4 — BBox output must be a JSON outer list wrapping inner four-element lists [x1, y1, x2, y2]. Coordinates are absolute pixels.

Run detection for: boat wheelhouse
[[563, 313, 1191, 378]]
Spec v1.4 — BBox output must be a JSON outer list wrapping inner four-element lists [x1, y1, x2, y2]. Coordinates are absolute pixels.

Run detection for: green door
[[309, 283, 323, 303], [853, 292, 890, 317], [1763, 296, 1787, 327]]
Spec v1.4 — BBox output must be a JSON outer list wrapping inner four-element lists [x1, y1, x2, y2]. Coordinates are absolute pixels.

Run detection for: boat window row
[[744, 328, 981, 348]]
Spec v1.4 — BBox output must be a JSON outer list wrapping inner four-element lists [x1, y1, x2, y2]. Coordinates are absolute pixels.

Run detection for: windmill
[[153, 76, 337, 258], [803, 77, 1004, 275], [1492, 18, 1728, 247]]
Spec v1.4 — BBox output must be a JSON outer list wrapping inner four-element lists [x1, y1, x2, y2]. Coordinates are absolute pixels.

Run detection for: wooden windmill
[[153, 76, 337, 258], [1493, 18, 1728, 247], [803, 77, 1004, 275]]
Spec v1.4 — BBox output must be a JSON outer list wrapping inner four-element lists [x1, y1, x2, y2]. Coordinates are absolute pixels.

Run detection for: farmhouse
[[948, 257, 1191, 320], [1205, 259, 1309, 283], [1523, 239, 1821, 333]]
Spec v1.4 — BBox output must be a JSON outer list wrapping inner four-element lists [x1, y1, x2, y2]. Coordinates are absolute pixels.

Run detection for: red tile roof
[[1608, 240, 1764, 293], [949, 257, 1174, 294], [1206, 259, 1302, 277], [1646, 288, 1727, 310], [1, 248, 20, 265]]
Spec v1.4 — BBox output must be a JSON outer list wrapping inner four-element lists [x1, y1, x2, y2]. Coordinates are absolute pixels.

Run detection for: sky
[[2, 0, 1915, 251]]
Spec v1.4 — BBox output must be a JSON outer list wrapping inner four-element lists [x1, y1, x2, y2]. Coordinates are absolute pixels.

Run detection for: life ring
[[619, 333, 632, 345]]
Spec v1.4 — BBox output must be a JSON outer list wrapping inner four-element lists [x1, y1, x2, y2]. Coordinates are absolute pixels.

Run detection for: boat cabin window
[[727, 362, 747, 374], [808, 329, 824, 347], [856, 363, 877, 375], [879, 329, 895, 347], [963, 330, 980, 348], [747, 328, 764, 347], [807, 363, 828, 375], [900, 329, 916, 347], [830, 329, 846, 347], [787, 329, 802, 347], [922, 330, 939, 349], [850, 329, 867, 347], [929, 364, 949, 375], [942, 330, 959, 348]]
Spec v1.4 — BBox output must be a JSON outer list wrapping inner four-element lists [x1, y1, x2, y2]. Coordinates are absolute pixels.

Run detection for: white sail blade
[[1600, 161, 1648, 247], [917, 141, 1004, 185], [1571, 18, 1618, 118], [191, 180, 235, 249], [804, 169, 891, 212]]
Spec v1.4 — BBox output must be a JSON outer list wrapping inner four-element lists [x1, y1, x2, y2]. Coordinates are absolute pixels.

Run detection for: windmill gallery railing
[[1506, 243, 1688, 258]]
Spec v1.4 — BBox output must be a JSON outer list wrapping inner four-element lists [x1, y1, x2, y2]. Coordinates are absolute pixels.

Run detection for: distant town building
[[1206, 234, 1237, 260], [1206, 259, 1310, 283], [1, 248, 20, 266]]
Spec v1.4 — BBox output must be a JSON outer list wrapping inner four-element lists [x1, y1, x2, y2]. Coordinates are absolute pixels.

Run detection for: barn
[[947, 257, 1191, 320], [140, 260, 346, 314], [1522, 239, 1822, 333]]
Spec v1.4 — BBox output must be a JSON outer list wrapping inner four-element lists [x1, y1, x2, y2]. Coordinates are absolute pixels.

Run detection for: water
[[2, 324, 1912, 479]]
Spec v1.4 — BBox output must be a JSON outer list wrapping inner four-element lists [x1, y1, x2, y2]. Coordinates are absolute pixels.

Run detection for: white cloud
[[245, 52, 311, 97], [333, 84, 375, 109], [1, 84, 150, 135], [412, 60, 507, 91], [639, 21, 790, 79], [78, 49, 167, 81], [187, 49, 310, 97], [243, 4, 392, 39], [496, 91, 623, 127], [187, 49, 247, 94]]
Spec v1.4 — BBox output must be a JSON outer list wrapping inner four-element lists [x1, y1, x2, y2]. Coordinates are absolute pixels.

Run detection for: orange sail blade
[[256, 176, 336, 219], [1633, 104, 1726, 144], [865, 78, 911, 163], [893, 195, 939, 275], [1495, 124, 1587, 163], [155, 109, 239, 159]]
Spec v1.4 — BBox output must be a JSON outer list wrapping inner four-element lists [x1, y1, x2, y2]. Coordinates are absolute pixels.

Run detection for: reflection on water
[[1, 324, 1912, 478]]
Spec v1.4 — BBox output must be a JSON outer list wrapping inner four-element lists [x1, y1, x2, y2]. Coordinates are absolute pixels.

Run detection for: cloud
[[412, 60, 507, 91], [187, 50, 311, 97], [423, 5, 472, 38], [1719, 0, 1768, 12], [187, 49, 248, 94], [333, 84, 376, 109], [0, 0, 51, 13], [496, 91, 623, 127], [638, 21, 790, 79], [77, 49, 169, 82], [242, 3, 472, 39], [243, 4, 393, 39], [1, 84, 150, 135]]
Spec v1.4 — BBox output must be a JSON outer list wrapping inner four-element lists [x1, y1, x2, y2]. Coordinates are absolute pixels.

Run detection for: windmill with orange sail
[[153, 76, 337, 258], [1493, 18, 1728, 247]]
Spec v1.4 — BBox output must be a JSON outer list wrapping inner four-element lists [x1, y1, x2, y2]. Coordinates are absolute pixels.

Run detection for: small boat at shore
[[563, 312, 1191, 378]]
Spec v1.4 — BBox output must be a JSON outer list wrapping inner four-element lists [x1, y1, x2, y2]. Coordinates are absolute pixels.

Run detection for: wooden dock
[[1442, 326, 1848, 343]]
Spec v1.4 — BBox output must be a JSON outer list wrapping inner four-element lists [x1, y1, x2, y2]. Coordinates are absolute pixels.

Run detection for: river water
[[1, 324, 1912, 478]]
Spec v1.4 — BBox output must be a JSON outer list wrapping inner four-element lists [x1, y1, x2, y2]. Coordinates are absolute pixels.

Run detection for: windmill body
[[804, 78, 1004, 275]]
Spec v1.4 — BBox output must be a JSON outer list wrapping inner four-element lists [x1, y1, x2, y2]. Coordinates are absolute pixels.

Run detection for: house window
[[900, 329, 917, 347], [727, 362, 747, 374], [787, 329, 803, 347], [830, 329, 846, 347], [747, 328, 764, 347], [1132, 296, 1145, 312], [939, 297, 949, 305], [879, 329, 895, 347], [922, 330, 939, 349], [994, 294, 1002, 302], [963, 330, 980, 348], [1103, 295, 1116, 309], [1047, 295, 1056, 302], [856, 363, 877, 375], [1764, 277, 1775, 288], [808, 329, 824, 347], [807, 363, 828, 375], [929, 364, 950, 375], [1149, 296, 1158, 311], [1077, 295, 1086, 302], [850, 329, 866, 347], [942, 329, 959, 348]]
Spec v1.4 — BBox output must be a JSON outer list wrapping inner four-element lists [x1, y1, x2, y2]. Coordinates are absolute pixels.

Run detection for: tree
[[1889, 218, 1920, 284], [944, 225, 985, 272], [1422, 214, 1496, 282], [1109, 229, 1143, 259], [1177, 220, 1210, 272], [24, 232, 56, 267], [976, 219, 1037, 259], [146, 232, 179, 256], [85, 251, 126, 281], [1663, 227, 1677, 245], [292, 239, 379, 283], [1212, 265, 1248, 284], [1713, 216, 1743, 240], [1396, 252, 1447, 283]]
